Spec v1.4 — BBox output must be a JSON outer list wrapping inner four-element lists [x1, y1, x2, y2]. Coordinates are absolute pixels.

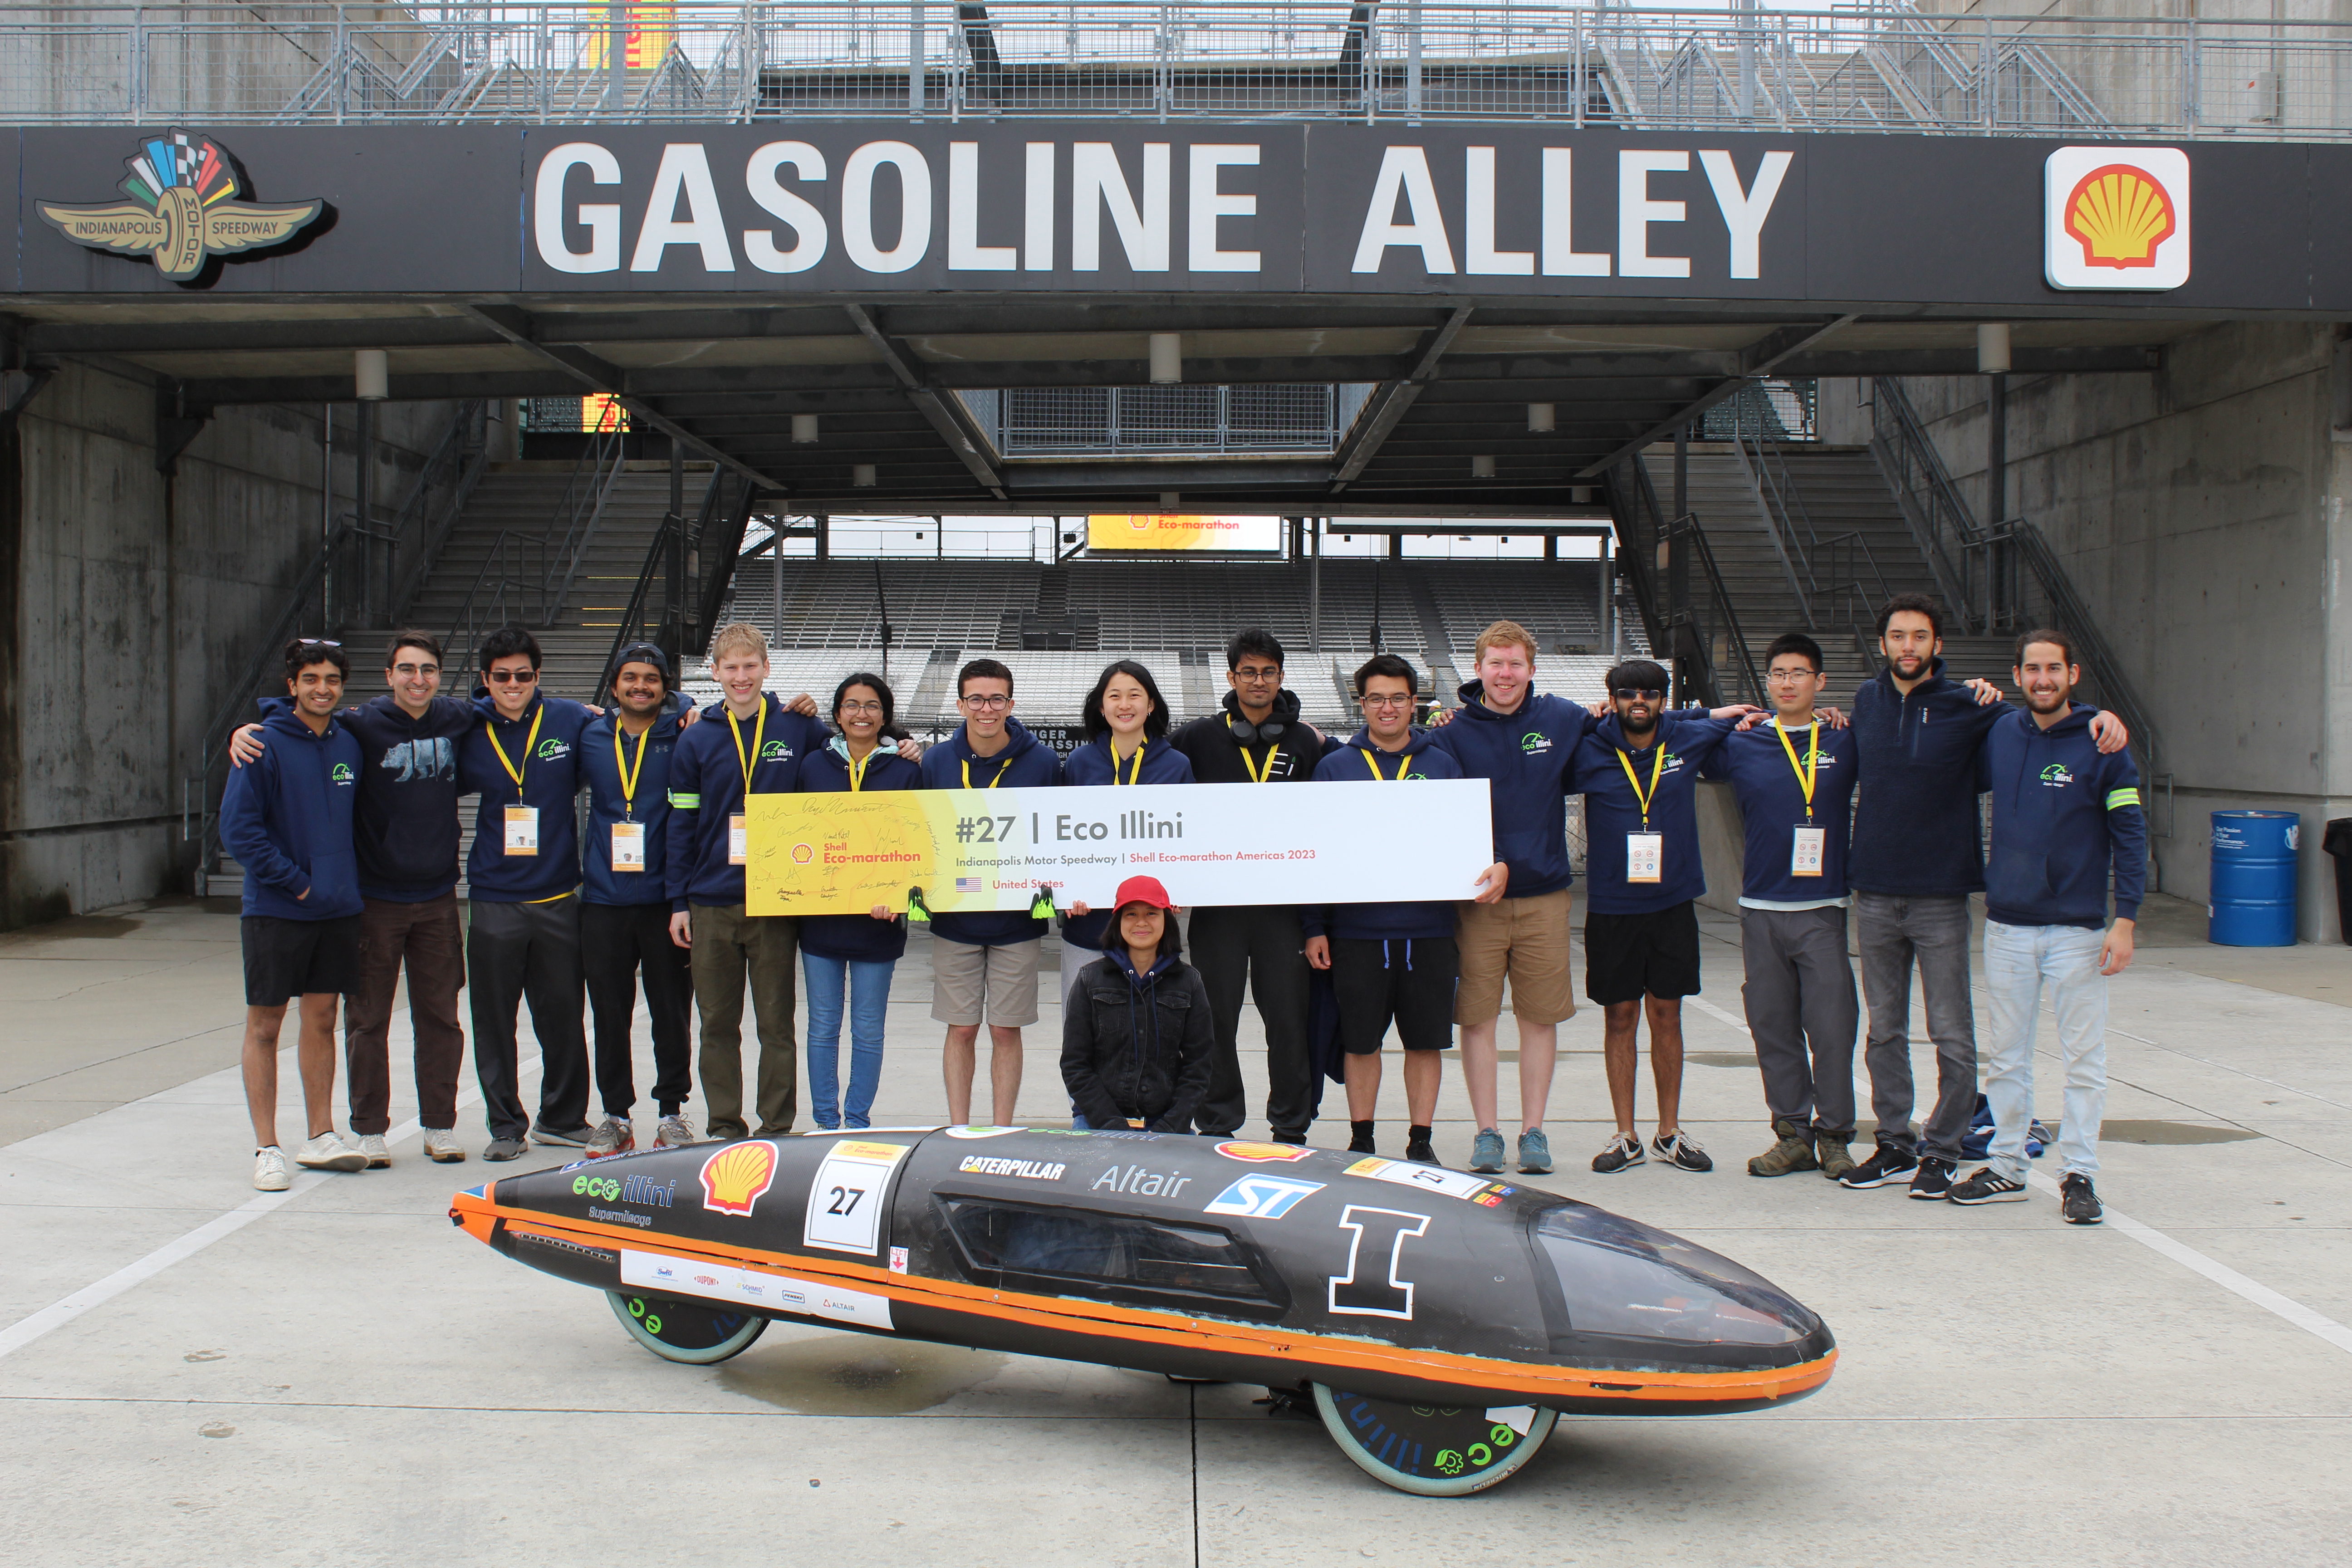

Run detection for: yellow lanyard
[[962, 755, 1011, 788], [727, 700, 768, 794], [1111, 742, 1145, 786], [1774, 719, 1821, 822], [487, 704, 544, 799], [612, 721, 651, 818], [1229, 719, 1278, 783], [1359, 747, 1406, 780], [1615, 741, 1667, 831], [844, 746, 873, 792]]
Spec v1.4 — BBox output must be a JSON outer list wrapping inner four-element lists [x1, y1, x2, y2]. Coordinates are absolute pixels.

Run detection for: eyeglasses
[[838, 700, 883, 716], [484, 668, 539, 685], [961, 693, 1010, 710], [391, 662, 441, 678], [1359, 693, 1416, 709], [295, 638, 341, 650], [1233, 665, 1282, 682], [1766, 668, 1818, 684], [1611, 686, 1665, 702]]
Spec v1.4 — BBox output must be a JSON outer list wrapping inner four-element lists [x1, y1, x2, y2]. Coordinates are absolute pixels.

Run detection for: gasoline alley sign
[[10, 123, 2344, 309]]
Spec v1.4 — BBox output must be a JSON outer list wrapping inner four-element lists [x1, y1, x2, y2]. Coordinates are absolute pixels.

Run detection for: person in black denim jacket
[[1061, 876, 1215, 1134]]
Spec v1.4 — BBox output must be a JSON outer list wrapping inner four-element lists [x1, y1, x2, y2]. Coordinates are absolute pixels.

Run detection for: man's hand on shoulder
[[2090, 710, 2130, 754], [228, 723, 266, 767], [1819, 706, 1848, 730], [1963, 676, 2005, 707], [895, 736, 924, 762], [1710, 703, 1762, 722], [1425, 706, 1455, 727], [788, 692, 819, 717]]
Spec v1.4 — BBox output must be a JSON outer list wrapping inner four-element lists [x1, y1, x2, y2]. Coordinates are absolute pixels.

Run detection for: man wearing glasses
[[916, 658, 1063, 1127], [1302, 654, 1476, 1166], [459, 626, 602, 1160]]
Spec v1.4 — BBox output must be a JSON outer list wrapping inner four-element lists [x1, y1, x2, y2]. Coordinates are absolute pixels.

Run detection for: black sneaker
[[530, 1122, 593, 1147], [1591, 1133, 1646, 1173], [1272, 1129, 1309, 1146], [1947, 1166, 2028, 1205], [1347, 1128, 1377, 1155], [1405, 1133, 1439, 1166], [2060, 1173, 2104, 1225], [1651, 1130, 1713, 1172], [1838, 1144, 1920, 1190], [1908, 1156, 1958, 1200]]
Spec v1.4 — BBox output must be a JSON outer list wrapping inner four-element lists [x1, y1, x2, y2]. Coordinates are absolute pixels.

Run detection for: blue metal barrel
[[2210, 811, 2299, 946]]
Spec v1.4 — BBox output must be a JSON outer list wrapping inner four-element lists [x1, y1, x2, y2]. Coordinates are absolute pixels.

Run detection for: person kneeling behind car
[[1061, 877, 1215, 1133]]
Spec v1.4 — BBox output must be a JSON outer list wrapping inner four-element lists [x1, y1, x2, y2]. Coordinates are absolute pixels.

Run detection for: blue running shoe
[[1517, 1128, 1553, 1174], [1468, 1127, 1507, 1174]]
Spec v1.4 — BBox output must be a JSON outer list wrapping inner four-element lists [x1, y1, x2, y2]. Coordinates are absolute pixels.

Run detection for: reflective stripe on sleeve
[[2106, 788, 2140, 810], [669, 791, 701, 808]]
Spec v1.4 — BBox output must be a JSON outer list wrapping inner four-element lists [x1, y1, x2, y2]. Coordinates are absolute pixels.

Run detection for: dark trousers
[[344, 893, 467, 1134], [1190, 904, 1313, 1138], [689, 902, 799, 1140], [581, 900, 694, 1121], [1738, 905, 1860, 1137], [466, 895, 591, 1142], [1855, 891, 1977, 1162]]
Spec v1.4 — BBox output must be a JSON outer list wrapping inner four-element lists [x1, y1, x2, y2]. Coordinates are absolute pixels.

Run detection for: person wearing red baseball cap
[[1059, 876, 1216, 1133]]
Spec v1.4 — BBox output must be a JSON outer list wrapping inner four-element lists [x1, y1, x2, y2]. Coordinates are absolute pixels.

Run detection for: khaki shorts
[[1453, 888, 1578, 1027], [930, 935, 1043, 1027]]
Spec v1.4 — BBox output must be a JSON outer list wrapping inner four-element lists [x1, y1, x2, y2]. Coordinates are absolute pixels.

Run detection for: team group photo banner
[[744, 780, 1494, 917]]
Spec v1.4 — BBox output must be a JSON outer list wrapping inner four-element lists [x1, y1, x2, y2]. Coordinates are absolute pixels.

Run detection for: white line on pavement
[[1680, 992, 2352, 1360], [0, 1054, 541, 1362]]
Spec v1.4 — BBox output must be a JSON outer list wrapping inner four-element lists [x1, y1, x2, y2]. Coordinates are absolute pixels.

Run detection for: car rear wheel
[[1310, 1383, 1556, 1496], [607, 1291, 767, 1365]]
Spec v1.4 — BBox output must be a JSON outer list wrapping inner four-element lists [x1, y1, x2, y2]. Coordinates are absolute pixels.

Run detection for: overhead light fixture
[[1500, 535, 1510, 543], [792, 414, 819, 444], [1978, 323, 2012, 375], [1159, 490, 1180, 507], [1527, 403, 1555, 433], [1471, 455, 1497, 479], [1571, 485, 1597, 505], [354, 349, 388, 401], [1149, 333, 1182, 385], [853, 464, 877, 488]]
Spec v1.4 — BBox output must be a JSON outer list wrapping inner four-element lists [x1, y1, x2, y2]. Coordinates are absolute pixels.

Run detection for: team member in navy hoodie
[[1569, 662, 1737, 1176], [1303, 654, 1467, 1166], [1837, 594, 2127, 1201], [1427, 621, 1735, 1176], [919, 658, 1063, 1127], [1947, 631, 2145, 1225], [1702, 633, 1862, 1181], [794, 673, 921, 1131], [457, 627, 600, 1160], [1057, 660, 1194, 1013], [220, 639, 369, 1191], [578, 642, 696, 1158]]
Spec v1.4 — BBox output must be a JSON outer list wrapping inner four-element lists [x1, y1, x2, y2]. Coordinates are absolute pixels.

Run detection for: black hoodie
[[1167, 689, 1332, 786]]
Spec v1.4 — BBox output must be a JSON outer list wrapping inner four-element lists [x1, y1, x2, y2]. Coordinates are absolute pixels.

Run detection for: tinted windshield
[[1534, 1205, 1815, 1347]]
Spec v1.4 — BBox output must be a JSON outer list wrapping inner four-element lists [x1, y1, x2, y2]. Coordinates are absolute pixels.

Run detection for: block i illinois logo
[[39, 128, 324, 283]]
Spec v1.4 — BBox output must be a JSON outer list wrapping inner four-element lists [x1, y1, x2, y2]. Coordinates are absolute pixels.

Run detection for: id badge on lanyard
[[611, 820, 646, 871], [503, 804, 540, 856], [1627, 832, 1664, 883], [1790, 824, 1827, 878], [728, 813, 750, 866]]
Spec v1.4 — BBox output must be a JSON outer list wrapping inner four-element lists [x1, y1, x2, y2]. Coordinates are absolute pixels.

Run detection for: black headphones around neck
[[1227, 712, 1286, 745]]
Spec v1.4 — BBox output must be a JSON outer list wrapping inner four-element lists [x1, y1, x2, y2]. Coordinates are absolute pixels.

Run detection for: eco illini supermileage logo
[[38, 129, 323, 282]]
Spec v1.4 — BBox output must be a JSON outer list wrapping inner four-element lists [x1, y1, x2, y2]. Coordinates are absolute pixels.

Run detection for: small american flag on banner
[[955, 877, 982, 894]]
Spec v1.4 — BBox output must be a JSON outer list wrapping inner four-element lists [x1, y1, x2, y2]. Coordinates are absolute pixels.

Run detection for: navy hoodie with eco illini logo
[[1303, 726, 1466, 941], [1978, 702, 2146, 930], [1570, 712, 1736, 916], [218, 704, 364, 921], [663, 693, 825, 911], [917, 715, 1064, 946], [456, 688, 598, 903], [1847, 657, 2009, 898]]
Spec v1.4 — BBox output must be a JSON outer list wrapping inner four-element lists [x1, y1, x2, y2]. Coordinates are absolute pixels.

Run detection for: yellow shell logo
[[698, 1141, 779, 1216], [1214, 1140, 1316, 1164], [2062, 164, 2176, 270]]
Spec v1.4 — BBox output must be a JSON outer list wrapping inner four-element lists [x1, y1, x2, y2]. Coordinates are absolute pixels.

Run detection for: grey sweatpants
[[1854, 891, 1977, 1162], [1737, 905, 1859, 1137]]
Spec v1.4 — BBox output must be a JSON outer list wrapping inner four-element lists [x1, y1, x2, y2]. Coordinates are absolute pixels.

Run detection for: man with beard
[[1946, 631, 2143, 1225], [1568, 662, 1738, 1174], [1839, 594, 2128, 1200], [1167, 628, 1335, 1142]]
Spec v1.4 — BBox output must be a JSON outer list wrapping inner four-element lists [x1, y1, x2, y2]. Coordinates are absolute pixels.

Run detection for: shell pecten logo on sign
[[2044, 146, 2189, 291]]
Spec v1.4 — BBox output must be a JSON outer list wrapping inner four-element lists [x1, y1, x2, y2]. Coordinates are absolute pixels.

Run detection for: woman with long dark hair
[[792, 672, 919, 1130], [1056, 659, 1193, 1006]]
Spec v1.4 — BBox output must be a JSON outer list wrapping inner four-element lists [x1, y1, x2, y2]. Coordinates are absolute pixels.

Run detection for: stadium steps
[[905, 648, 964, 725], [1399, 573, 1460, 695]]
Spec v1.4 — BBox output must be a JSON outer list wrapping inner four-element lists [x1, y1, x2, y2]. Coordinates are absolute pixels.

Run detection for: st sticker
[[804, 1141, 910, 1255], [1203, 1174, 1324, 1220]]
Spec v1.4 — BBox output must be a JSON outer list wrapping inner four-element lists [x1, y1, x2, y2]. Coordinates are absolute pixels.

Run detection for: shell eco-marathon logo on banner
[[2044, 147, 2189, 291], [37, 129, 325, 284]]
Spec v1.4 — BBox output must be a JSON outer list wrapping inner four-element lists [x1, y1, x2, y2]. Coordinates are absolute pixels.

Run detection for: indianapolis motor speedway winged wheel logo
[[38, 128, 323, 281]]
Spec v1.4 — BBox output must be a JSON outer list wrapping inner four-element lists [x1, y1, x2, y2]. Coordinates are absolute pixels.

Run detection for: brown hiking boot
[[1746, 1117, 1820, 1177], [1815, 1132, 1857, 1181]]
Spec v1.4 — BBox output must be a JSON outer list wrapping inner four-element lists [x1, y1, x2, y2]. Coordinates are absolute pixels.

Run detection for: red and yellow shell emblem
[[699, 1140, 780, 1216], [2062, 164, 2176, 270], [1215, 1141, 1316, 1163]]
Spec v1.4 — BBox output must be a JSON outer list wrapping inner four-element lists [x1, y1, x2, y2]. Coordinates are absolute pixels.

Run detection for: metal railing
[[7, 5, 2352, 139], [384, 398, 491, 624], [444, 420, 626, 655], [1613, 455, 1762, 709], [1726, 401, 1892, 636], [1865, 375, 1978, 617], [600, 462, 754, 680]]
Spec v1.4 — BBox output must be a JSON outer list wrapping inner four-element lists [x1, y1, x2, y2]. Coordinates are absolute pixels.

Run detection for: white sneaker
[[655, 1113, 696, 1149], [421, 1127, 466, 1163], [358, 1133, 391, 1169], [253, 1147, 291, 1192], [294, 1132, 366, 1172]]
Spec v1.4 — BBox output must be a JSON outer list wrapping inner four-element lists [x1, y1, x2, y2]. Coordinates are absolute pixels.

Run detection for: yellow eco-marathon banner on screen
[[745, 780, 1493, 917], [1086, 514, 1281, 553]]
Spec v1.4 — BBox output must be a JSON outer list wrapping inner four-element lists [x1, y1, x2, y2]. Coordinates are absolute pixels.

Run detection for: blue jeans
[[802, 953, 895, 1130], [1981, 920, 2108, 1180]]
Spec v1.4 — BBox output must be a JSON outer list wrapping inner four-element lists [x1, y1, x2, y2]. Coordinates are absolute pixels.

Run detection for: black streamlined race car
[[451, 1125, 1834, 1494]]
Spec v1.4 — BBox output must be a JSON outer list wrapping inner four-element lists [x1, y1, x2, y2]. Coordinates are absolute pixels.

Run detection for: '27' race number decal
[[1327, 1205, 1430, 1320], [803, 1141, 911, 1255]]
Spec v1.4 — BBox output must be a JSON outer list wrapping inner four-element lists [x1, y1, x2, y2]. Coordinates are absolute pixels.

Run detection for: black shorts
[[1583, 902, 1702, 1005], [242, 914, 363, 1007], [1329, 936, 1458, 1053]]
